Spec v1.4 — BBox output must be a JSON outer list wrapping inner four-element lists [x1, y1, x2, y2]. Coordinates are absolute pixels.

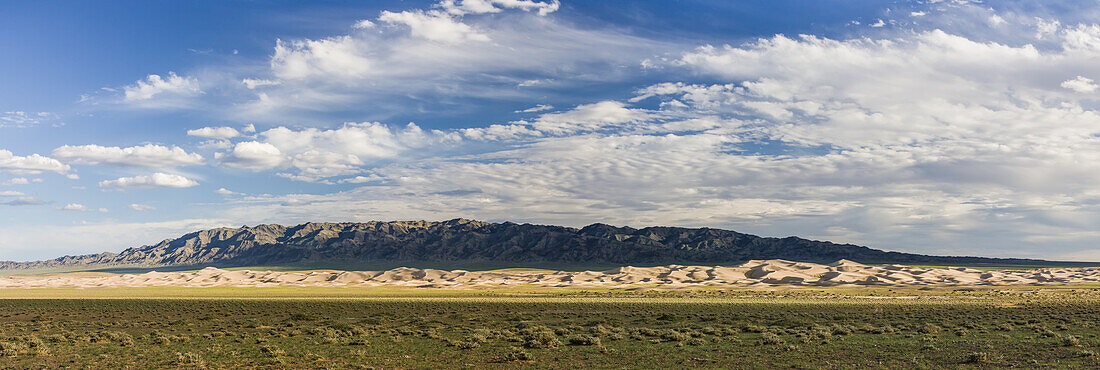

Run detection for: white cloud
[[1061, 24, 1100, 51], [0, 111, 61, 128], [988, 14, 1006, 27], [1, 197, 47, 206], [460, 123, 539, 141], [339, 175, 383, 184], [1061, 75, 1098, 93], [52, 144, 204, 168], [271, 36, 373, 80], [439, 0, 560, 16], [0, 191, 24, 196], [98, 173, 200, 189], [215, 188, 238, 196], [187, 126, 241, 139], [242, 1, 668, 118], [517, 79, 550, 87], [0, 150, 70, 175], [378, 10, 490, 44], [870, 19, 885, 28], [123, 72, 202, 102], [57, 203, 108, 212], [1036, 18, 1060, 39], [129, 203, 156, 211], [216, 122, 438, 180], [515, 104, 553, 113], [911, 11, 926, 17], [216, 141, 286, 170], [241, 78, 281, 89], [527, 101, 650, 134], [1, 178, 31, 186], [353, 19, 375, 29]]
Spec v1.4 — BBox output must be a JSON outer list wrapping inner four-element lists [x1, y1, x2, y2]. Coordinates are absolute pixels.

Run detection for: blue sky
[[3, 0, 1100, 261]]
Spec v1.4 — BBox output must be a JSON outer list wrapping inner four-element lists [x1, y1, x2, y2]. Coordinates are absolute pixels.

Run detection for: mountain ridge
[[0, 218, 1068, 270]]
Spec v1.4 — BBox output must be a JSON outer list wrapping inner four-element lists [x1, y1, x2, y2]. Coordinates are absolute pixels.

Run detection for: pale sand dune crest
[[2, 260, 1100, 288]]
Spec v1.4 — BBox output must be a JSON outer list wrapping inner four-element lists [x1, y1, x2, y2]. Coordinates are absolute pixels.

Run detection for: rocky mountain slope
[[0, 219, 1057, 270]]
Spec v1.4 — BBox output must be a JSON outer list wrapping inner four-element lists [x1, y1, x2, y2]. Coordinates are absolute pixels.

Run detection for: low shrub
[[566, 335, 601, 346], [499, 347, 535, 362], [759, 333, 785, 345]]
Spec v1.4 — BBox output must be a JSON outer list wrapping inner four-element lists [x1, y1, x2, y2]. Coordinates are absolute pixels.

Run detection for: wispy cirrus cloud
[[0, 111, 62, 128]]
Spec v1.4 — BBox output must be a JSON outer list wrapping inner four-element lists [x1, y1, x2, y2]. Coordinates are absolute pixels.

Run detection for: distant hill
[[0, 218, 1073, 270]]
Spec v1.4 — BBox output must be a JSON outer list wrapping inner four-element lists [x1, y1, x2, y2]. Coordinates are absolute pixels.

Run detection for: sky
[[3, 0, 1100, 261]]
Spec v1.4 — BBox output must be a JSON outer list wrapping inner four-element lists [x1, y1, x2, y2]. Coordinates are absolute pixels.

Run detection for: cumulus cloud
[[1061, 75, 1098, 92], [238, 0, 668, 118], [378, 10, 490, 43], [123, 72, 202, 102], [216, 141, 285, 170], [187, 126, 241, 139], [0, 150, 70, 175], [98, 173, 199, 189], [215, 122, 438, 181], [271, 36, 373, 81], [52, 144, 204, 168]]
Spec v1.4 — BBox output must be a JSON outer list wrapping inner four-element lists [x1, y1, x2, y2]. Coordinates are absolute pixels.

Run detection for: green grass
[[0, 287, 1099, 367]]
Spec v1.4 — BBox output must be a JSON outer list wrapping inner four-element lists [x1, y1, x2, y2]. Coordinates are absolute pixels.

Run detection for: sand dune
[[1, 260, 1099, 289]]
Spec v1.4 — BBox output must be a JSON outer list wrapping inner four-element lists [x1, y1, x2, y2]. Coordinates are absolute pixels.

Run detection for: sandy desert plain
[[0, 260, 1096, 368]]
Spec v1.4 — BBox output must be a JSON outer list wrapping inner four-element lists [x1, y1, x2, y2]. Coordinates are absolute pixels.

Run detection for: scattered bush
[[686, 337, 708, 346], [759, 333, 785, 346], [455, 340, 481, 349], [1061, 335, 1082, 347], [176, 352, 205, 366], [566, 335, 601, 346], [965, 352, 989, 364], [499, 347, 535, 362], [1073, 349, 1098, 358], [919, 324, 941, 335], [260, 345, 286, 357], [523, 331, 561, 349], [659, 330, 690, 342]]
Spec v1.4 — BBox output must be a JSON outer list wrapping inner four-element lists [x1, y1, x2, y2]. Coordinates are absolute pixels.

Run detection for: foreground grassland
[[0, 286, 1099, 368]]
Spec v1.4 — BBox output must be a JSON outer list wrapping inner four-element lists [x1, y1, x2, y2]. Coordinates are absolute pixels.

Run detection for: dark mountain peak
[[579, 223, 637, 237], [0, 219, 1058, 270]]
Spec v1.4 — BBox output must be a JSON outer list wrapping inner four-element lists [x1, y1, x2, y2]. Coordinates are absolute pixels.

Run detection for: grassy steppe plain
[[0, 285, 1099, 368]]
